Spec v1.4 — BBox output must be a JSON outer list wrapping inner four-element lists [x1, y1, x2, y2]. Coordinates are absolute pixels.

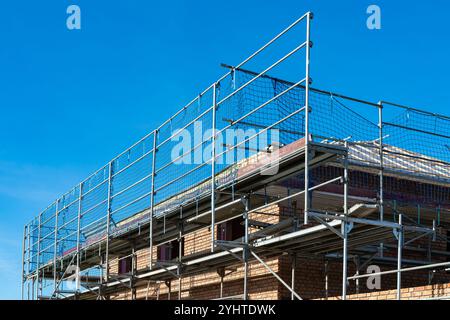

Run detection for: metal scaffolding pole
[[131, 245, 136, 300], [149, 130, 157, 270], [35, 213, 42, 300], [21, 226, 26, 300], [291, 254, 296, 300], [211, 83, 217, 252], [378, 102, 386, 265], [397, 214, 403, 300], [167, 281, 171, 300], [342, 142, 349, 300], [243, 196, 249, 300], [27, 224, 32, 300], [105, 162, 113, 282], [26, 278, 29, 301], [342, 223, 348, 300], [378, 102, 384, 221], [76, 182, 83, 293], [343, 141, 349, 216], [178, 276, 182, 300], [303, 11, 312, 225], [219, 269, 224, 299], [53, 201, 59, 297], [324, 260, 329, 300], [178, 224, 183, 300]]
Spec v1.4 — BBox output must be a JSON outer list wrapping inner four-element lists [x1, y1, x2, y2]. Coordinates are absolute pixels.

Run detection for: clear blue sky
[[0, 0, 449, 299]]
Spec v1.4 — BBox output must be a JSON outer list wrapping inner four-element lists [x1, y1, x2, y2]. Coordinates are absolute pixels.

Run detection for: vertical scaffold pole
[[178, 224, 183, 300], [167, 281, 171, 300], [105, 162, 113, 283], [21, 225, 26, 300], [324, 260, 329, 300], [211, 83, 217, 252], [291, 254, 296, 300], [76, 183, 83, 293], [26, 225, 32, 300], [219, 269, 224, 299], [344, 141, 349, 215], [378, 102, 384, 221], [53, 200, 59, 297], [304, 12, 312, 225], [131, 246, 136, 300], [35, 212, 42, 300], [342, 141, 349, 300], [149, 130, 157, 270], [243, 196, 249, 300], [397, 214, 403, 300], [27, 223, 32, 300], [342, 224, 348, 300]]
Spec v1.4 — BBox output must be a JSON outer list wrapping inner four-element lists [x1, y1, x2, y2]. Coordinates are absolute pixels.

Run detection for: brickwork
[[324, 282, 450, 300], [106, 203, 450, 300]]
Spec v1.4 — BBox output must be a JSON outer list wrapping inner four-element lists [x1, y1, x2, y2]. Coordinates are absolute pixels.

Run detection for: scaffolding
[[21, 12, 450, 300]]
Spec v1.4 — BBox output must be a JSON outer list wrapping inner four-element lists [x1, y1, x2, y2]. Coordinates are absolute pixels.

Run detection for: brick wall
[[325, 282, 450, 300], [106, 203, 450, 300], [278, 255, 450, 300]]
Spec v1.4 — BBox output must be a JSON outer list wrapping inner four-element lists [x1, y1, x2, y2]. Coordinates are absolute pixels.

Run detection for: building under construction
[[21, 12, 450, 300]]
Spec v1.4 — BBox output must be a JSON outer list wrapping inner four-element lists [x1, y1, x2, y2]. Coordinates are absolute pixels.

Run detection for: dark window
[[118, 256, 132, 274], [157, 239, 184, 261], [217, 217, 245, 241]]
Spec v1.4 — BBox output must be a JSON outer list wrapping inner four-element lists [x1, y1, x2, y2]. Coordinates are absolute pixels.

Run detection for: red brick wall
[[107, 203, 450, 300], [325, 283, 450, 300]]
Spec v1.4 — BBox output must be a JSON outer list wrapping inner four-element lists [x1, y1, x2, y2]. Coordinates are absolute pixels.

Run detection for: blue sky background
[[0, 0, 449, 299]]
